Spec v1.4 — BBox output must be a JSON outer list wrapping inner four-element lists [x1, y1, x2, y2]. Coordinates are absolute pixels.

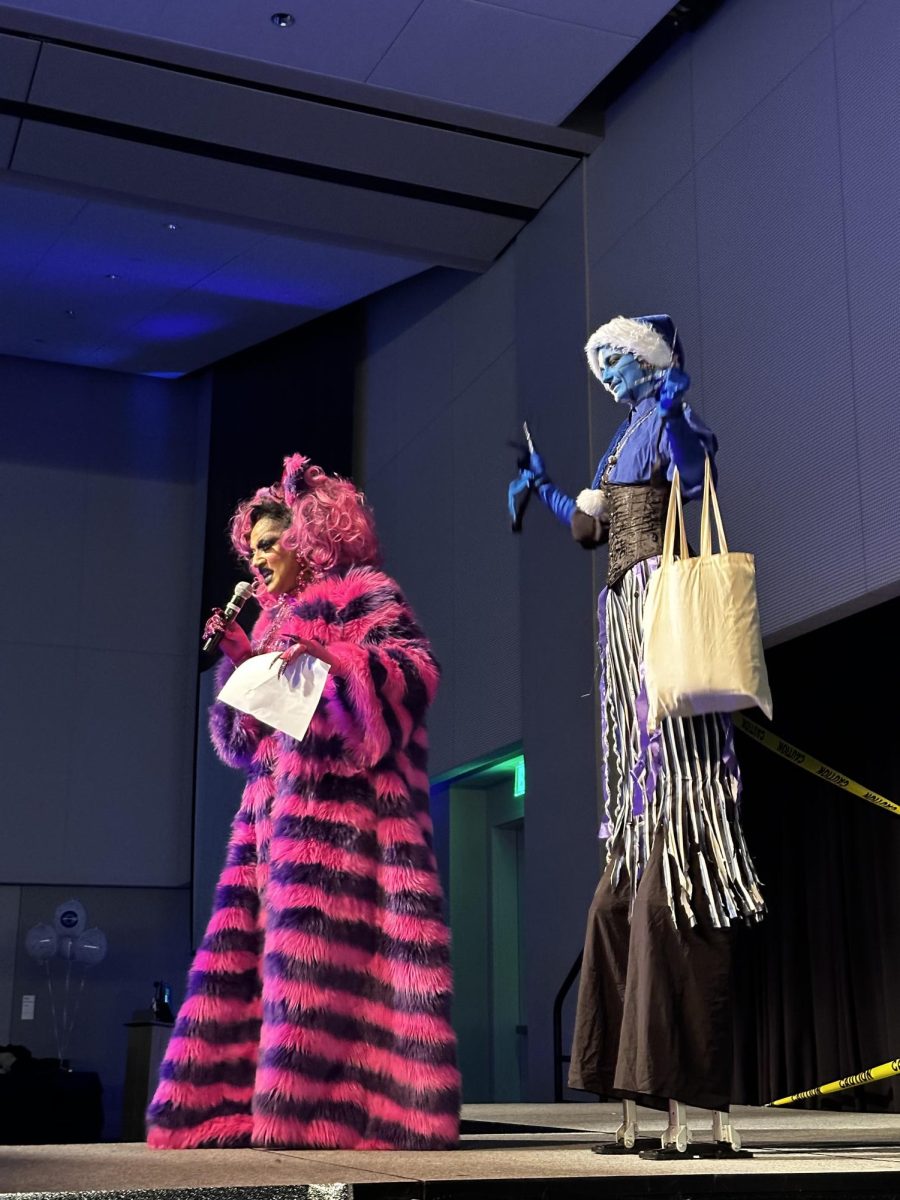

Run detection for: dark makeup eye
[[606, 353, 621, 366]]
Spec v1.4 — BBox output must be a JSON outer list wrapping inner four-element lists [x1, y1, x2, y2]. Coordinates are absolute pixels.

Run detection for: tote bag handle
[[661, 467, 689, 564], [699, 455, 729, 557]]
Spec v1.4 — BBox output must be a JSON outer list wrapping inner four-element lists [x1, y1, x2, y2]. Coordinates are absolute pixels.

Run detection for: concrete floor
[[2, 1103, 900, 1197]]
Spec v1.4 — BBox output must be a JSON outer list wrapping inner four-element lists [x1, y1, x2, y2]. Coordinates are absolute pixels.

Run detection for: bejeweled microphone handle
[[202, 581, 252, 653]]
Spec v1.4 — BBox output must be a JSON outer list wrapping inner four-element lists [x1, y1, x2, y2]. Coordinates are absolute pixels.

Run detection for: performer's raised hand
[[508, 426, 547, 532], [202, 608, 252, 665], [658, 366, 690, 418], [525, 446, 548, 482], [507, 472, 532, 532]]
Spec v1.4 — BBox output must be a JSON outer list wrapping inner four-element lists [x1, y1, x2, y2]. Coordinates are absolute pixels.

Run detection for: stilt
[[712, 1109, 741, 1151], [591, 1099, 659, 1155], [615, 1099, 638, 1149], [661, 1099, 690, 1153], [639, 1103, 753, 1161]]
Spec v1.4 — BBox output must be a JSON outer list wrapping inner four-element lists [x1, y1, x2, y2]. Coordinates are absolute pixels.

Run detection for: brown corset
[[603, 480, 670, 587]]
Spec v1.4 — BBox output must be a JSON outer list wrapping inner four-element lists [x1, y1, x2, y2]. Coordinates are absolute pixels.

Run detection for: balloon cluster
[[23, 900, 108, 1067], [25, 900, 108, 966]]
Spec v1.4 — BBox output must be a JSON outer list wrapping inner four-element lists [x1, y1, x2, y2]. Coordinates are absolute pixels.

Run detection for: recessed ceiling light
[[65, 309, 75, 317], [271, 12, 295, 27], [165, 222, 178, 231], [106, 273, 120, 280]]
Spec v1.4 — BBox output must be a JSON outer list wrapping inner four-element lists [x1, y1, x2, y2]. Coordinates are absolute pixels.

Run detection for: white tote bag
[[642, 457, 772, 730]]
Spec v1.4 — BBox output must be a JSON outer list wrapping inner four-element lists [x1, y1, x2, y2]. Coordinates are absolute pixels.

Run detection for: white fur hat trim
[[585, 316, 671, 380], [575, 488, 607, 518]]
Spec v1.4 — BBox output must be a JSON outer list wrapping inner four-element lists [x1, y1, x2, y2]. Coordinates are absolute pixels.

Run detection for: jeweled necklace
[[254, 561, 320, 654], [600, 406, 656, 485]]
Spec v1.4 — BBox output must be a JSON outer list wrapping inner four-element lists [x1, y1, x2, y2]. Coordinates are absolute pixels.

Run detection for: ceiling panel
[[0, 0, 425, 80], [0, 115, 21, 170], [468, 0, 676, 37], [0, 1, 676, 375], [0, 181, 86, 270], [27, 197, 264, 283], [0, 0, 160, 37], [83, 291, 325, 377], [0, 0, 676, 123], [11, 123, 525, 268], [199, 237, 428, 311], [30, 43, 577, 209], [0, 176, 428, 374], [155, 0, 424, 79], [0, 29, 39, 98], [367, 0, 636, 123]]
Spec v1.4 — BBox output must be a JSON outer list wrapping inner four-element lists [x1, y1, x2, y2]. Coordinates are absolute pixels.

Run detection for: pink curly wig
[[229, 454, 381, 605]]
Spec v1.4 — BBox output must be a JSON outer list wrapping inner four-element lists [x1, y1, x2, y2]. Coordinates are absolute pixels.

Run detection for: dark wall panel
[[0, 355, 207, 888]]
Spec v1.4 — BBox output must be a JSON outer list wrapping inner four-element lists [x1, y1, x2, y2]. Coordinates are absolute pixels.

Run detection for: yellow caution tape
[[769, 1057, 900, 1106], [733, 713, 900, 817]]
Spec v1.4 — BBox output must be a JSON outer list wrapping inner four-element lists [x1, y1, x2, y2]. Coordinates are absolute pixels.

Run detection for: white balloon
[[74, 928, 107, 966], [25, 923, 58, 961], [54, 899, 87, 936]]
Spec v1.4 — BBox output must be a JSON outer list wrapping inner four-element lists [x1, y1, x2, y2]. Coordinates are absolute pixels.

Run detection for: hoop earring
[[294, 553, 317, 589]]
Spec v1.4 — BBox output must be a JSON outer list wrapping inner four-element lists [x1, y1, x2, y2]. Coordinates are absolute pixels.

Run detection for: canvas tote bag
[[642, 457, 772, 730]]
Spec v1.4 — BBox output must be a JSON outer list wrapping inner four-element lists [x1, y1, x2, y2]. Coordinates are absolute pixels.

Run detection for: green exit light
[[514, 757, 526, 798]]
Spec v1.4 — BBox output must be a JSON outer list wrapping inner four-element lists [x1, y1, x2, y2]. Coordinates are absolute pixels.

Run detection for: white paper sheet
[[217, 651, 330, 742]]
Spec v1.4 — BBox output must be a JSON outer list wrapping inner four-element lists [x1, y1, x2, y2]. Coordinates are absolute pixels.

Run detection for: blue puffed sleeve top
[[592, 396, 718, 499]]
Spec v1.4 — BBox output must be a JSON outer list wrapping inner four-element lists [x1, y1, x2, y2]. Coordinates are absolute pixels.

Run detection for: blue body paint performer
[[511, 316, 764, 1153]]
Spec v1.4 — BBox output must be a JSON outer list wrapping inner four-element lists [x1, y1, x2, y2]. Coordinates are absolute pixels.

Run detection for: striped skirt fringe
[[599, 559, 765, 929]]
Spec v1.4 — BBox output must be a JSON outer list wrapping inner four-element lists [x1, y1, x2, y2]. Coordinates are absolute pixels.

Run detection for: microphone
[[202, 581, 253, 653]]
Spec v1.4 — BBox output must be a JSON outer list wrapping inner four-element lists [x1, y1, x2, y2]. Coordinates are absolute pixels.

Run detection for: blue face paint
[[597, 347, 661, 407]]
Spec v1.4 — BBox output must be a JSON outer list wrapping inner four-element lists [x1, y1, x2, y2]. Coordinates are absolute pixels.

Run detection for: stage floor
[[3, 1103, 900, 1199]]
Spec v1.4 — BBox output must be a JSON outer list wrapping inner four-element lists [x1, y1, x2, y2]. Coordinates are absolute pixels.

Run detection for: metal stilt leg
[[640, 1105, 753, 1160], [615, 1099, 638, 1149], [712, 1110, 742, 1151], [660, 1099, 690, 1153], [592, 1099, 660, 1155]]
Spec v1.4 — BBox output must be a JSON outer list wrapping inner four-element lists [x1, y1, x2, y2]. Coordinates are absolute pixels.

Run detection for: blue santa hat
[[585, 313, 684, 380]]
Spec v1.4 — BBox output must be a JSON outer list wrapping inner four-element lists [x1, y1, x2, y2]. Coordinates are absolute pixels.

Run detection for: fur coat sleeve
[[279, 567, 439, 770], [208, 657, 267, 768]]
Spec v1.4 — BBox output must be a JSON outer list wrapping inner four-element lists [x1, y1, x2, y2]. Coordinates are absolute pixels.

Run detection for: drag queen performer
[[511, 315, 763, 1154], [147, 454, 460, 1150]]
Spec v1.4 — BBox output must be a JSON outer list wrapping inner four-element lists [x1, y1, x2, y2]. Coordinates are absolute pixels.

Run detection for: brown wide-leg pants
[[568, 838, 735, 1111]]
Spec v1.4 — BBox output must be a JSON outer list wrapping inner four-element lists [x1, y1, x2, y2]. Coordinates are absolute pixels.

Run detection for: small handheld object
[[202, 580, 252, 653], [509, 421, 536, 533]]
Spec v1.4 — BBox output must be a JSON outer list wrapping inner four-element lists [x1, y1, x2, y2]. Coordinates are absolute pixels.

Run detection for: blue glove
[[526, 448, 576, 524], [508, 444, 548, 532], [508, 472, 532, 531], [538, 480, 576, 525], [658, 367, 690, 418], [507, 448, 574, 529], [527, 449, 547, 481]]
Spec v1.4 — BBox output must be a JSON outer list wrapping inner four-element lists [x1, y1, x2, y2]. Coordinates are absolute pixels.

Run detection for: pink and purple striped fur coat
[[146, 566, 460, 1149]]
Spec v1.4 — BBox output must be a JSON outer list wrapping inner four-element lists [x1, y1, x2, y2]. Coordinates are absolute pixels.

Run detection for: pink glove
[[202, 608, 252, 665]]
